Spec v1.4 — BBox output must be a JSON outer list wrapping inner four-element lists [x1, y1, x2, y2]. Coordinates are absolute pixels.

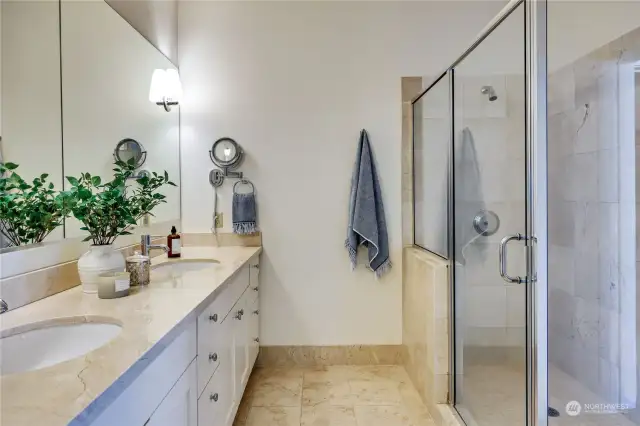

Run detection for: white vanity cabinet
[[197, 257, 260, 426], [87, 255, 260, 426]]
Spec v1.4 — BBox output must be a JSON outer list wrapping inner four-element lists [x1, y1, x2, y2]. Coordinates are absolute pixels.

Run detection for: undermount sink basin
[[0, 319, 122, 375], [152, 259, 219, 274]]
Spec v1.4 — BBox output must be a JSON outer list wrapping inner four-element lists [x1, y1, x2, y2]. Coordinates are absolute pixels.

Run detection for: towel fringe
[[344, 239, 358, 271], [233, 222, 258, 235], [374, 258, 392, 279], [346, 238, 391, 277]]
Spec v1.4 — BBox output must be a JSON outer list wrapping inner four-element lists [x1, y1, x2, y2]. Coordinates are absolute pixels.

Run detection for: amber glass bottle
[[167, 226, 181, 258]]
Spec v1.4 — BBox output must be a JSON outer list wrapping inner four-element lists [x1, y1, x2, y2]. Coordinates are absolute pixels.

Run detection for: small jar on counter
[[97, 271, 130, 299], [126, 251, 151, 286]]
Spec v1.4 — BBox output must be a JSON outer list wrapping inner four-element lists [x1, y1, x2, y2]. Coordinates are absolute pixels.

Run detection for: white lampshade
[[149, 69, 166, 103], [149, 68, 182, 104], [164, 69, 183, 102]]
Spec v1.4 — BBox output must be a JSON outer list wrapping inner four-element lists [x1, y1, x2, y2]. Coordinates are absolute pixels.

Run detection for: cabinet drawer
[[249, 261, 259, 301], [197, 341, 220, 397], [198, 361, 233, 426], [198, 267, 249, 328], [197, 312, 232, 396], [197, 267, 249, 396], [248, 296, 260, 367]]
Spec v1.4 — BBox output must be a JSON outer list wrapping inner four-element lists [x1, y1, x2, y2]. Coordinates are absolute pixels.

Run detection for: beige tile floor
[[233, 365, 437, 426]]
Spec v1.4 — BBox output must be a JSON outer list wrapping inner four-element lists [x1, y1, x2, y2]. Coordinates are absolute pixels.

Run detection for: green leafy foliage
[[62, 159, 176, 246], [0, 163, 71, 246]]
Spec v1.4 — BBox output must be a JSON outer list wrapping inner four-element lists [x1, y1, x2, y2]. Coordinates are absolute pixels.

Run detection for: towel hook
[[233, 179, 255, 194]]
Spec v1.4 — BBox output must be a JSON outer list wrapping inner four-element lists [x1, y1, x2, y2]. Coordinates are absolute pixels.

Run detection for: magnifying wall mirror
[[113, 138, 147, 169], [210, 137, 243, 169]]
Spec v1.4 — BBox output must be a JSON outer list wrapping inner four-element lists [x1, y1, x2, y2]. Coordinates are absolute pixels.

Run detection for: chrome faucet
[[0, 299, 8, 314], [140, 234, 169, 257]]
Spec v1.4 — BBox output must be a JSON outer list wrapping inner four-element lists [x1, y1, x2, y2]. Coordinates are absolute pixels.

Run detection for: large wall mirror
[[0, 0, 181, 252], [1, 1, 63, 247]]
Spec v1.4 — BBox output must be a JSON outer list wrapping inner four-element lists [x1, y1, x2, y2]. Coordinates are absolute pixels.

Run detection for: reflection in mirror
[[60, 1, 181, 240], [0, 1, 63, 249], [114, 139, 147, 170]]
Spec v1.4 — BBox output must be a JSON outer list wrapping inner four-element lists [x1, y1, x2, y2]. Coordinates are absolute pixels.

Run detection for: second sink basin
[[0, 318, 122, 375], [152, 259, 219, 275]]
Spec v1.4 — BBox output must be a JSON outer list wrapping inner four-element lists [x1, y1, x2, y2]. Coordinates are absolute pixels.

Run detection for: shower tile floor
[[459, 363, 637, 426], [233, 365, 436, 426]]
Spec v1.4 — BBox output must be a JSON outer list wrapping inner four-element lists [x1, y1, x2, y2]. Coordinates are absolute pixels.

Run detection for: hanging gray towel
[[345, 129, 391, 278], [455, 127, 487, 263], [232, 182, 258, 234]]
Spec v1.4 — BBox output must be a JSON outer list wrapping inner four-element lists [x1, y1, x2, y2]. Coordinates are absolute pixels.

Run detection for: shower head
[[481, 85, 498, 102]]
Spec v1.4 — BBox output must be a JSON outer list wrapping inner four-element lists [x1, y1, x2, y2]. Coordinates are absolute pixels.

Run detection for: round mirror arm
[[209, 137, 244, 186]]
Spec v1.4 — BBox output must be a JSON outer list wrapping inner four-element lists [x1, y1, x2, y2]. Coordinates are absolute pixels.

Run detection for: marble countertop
[[0, 245, 261, 426]]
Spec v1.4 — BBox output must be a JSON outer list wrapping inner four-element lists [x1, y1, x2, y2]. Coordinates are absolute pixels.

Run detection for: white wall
[[178, 0, 506, 345]]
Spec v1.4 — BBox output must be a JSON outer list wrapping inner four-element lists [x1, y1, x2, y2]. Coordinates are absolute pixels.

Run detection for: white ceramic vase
[[78, 244, 125, 294]]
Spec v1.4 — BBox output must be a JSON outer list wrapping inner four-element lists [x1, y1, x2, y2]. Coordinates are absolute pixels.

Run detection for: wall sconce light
[[149, 68, 183, 112]]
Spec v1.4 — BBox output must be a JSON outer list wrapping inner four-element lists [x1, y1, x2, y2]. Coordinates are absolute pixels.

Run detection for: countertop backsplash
[[0, 238, 165, 312]]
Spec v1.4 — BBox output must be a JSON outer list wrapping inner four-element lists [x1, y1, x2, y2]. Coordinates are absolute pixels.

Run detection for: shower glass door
[[452, 3, 528, 426]]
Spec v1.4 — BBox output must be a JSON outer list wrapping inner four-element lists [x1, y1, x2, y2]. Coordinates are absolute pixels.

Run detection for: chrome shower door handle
[[499, 233, 526, 284]]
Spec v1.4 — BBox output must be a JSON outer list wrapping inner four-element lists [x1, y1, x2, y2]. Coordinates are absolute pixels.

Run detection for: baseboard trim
[[257, 345, 403, 367]]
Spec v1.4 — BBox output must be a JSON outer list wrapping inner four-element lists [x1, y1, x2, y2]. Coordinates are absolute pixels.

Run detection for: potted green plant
[[64, 159, 176, 293], [0, 162, 71, 247]]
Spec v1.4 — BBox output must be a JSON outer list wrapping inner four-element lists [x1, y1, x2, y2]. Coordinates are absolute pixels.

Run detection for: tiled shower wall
[[453, 74, 526, 359], [547, 32, 637, 408]]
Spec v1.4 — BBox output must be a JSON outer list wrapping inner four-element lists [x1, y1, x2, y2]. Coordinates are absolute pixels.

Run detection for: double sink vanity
[[1, 0, 262, 424], [0, 246, 261, 426], [1, 2, 261, 424]]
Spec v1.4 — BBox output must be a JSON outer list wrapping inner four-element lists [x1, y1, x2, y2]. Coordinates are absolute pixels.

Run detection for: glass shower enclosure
[[412, 1, 543, 425], [452, 4, 528, 426], [413, 1, 640, 425]]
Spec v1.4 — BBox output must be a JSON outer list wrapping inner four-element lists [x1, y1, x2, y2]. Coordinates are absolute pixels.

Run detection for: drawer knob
[[252, 264, 260, 269], [209, 352, 218, 362], [254, 337, 260, 343], [209, 313, 218, 322], [253, 310, 259, 315], [252, 287, 259, 292], [210, 393, 219, 402], [235, 309, 244, 320]]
